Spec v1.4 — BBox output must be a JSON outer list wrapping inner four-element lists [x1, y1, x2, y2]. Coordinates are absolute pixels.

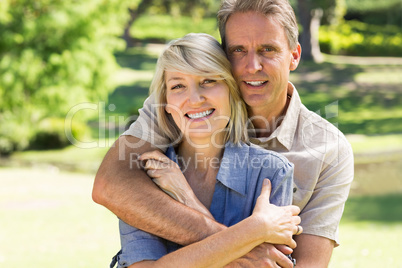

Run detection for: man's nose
[[245, 52, 263, 74]]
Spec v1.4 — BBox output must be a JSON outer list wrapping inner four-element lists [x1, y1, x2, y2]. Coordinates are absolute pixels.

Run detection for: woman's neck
[[177, 135, 225, 174]]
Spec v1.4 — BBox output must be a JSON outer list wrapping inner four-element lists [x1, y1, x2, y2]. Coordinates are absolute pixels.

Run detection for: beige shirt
[[124, 83, 354, 245]]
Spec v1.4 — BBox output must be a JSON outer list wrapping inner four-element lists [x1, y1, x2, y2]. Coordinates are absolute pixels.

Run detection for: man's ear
[[290, 43, 301, 71]]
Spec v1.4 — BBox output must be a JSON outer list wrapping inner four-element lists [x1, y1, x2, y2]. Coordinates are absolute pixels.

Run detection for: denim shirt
[[112, 142, 294, 268]]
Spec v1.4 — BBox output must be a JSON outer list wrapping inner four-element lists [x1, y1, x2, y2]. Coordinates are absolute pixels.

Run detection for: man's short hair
[[218, 0, 299, 51]]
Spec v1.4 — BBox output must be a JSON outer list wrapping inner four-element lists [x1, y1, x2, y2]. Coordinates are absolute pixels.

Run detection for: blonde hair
[[149, 33, 248, 145], [218, 0, 299, 50]]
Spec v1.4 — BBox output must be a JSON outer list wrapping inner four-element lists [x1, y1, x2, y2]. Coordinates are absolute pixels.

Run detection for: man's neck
[[248, 88, 292, 138]]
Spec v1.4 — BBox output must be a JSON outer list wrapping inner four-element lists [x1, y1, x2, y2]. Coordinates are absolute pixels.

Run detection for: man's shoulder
[[298, 104, 353, 157]]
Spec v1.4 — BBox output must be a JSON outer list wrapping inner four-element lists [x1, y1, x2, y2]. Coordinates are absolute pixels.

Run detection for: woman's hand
[[252, 179, 302, 249], [139, 150, 213, 218]]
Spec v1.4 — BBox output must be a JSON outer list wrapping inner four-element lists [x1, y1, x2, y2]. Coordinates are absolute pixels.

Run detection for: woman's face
[[164, 71, 231, 145]]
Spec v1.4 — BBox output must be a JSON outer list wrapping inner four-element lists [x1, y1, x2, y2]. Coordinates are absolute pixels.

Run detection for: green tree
[[345, 0, 402, 27], [296, 0, 346, 62], [122, 0, 219, 48], [0, 0, 129, 154]]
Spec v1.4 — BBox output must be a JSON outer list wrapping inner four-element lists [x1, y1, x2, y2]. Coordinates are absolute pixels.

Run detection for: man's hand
[[92, 136, 224, 245], [139, 150, 213, 218], [140, 150, 193, 201], [224, 243, 295, 268]]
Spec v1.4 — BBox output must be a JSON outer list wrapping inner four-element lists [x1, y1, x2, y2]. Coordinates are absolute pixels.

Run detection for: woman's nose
[[188, 84, 205, 105]]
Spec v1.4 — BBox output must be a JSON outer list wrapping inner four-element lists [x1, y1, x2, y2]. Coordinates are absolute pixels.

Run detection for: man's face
[[225, 11, 300, 113]]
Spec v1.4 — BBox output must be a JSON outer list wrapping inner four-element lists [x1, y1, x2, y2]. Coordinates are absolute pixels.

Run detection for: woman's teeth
[[187, 109, 214, 119]]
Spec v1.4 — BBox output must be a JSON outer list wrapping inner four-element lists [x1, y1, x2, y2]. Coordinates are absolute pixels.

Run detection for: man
[[92, 0, 354, 267]]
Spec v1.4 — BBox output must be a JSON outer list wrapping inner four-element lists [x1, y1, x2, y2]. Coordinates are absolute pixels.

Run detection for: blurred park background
[[0, 0, 401, 267]]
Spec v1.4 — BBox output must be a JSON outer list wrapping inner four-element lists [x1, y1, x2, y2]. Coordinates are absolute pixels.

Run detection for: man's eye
[[263, 47, 274, 52], [229, 47, 244, 54]]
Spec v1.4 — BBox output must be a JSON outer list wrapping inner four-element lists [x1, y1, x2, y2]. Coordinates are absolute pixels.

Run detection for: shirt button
[[293, 187, 297, 193]]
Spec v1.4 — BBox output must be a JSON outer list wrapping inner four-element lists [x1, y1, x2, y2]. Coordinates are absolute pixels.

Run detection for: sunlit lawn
[[1, 133, 401, 267], [1, 164, 401, 267], [2, 44, 401, 267], [0, 167, 119, 267], [330, 193, 402, 268], [331, 221, 402, 268]]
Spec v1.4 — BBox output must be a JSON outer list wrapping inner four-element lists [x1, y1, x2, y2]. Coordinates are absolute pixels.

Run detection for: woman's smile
[[186, 109, 215, 120]]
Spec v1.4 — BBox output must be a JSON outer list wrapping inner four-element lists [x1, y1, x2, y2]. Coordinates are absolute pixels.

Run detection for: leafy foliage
[[0, 0, 129, 154], [345, 0, 402, 26], [131, 15, 219, 42], [319, 20, 402, 56], [346, 0, 401, 12]]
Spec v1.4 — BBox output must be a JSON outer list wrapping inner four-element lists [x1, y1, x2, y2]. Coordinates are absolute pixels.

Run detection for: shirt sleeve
[[248, 147, 294, 208], [298, 137, 354, 246], [122, 94, 170, 151], [115, 219, 168, 268], [268, 159, 294, 207]]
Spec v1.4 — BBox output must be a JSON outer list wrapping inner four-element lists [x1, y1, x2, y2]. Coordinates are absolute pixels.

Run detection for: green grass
[[0, 167, 119, 267], [290, 61, 402, 135], [347, 134, 402, 154], [1, 167, 401, 267], [3, 40, 402, 267], [6, 141, 111, 173], [330, 221, 402, 267], [330, 194, 402, 268]]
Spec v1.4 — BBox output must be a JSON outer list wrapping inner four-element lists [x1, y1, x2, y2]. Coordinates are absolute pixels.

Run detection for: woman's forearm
[[154, 216, 265, 268], [129, 179, 299, 268], [154, 179, 298, 268]]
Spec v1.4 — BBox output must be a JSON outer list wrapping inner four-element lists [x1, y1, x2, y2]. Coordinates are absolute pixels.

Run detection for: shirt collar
[[249, 82, 301, 151], [215, 143, 249, 196], [165, 143, 249, 196]]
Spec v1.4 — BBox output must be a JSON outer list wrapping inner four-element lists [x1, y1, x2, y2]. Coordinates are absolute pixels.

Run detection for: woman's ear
[[165, 104, 172, 114]]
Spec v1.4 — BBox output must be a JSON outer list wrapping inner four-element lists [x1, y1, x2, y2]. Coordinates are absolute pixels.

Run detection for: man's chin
[[243, 94, 267, 107]]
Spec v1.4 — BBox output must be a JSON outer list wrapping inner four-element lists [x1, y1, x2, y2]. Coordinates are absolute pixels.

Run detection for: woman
[[112, 33, 301, 268]]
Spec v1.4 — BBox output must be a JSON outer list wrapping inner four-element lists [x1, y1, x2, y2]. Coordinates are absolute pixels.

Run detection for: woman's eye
[[171, 84, 184, 90], [202, 79, 216, 85]]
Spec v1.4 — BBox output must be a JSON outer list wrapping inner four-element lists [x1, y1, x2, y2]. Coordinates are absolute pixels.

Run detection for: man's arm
[[126, 179, 300, 268], [292, 234, 335, 267], [92, 135, 225, 245], [225, 243, 295, 268], [94, 136, 298, 267]]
